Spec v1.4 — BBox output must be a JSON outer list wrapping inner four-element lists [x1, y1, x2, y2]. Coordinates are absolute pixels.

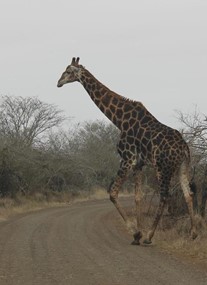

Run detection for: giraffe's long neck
[[78, 68, 132, 129]]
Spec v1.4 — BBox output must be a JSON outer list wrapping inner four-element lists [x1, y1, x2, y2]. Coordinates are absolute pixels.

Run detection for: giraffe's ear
[[71, 57, 76, 65], [76, 57, 80, 65], [71, 57, 80, 66]]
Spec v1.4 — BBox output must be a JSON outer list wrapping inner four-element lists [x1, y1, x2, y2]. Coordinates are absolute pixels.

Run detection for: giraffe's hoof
[[134, 231, 143, 240], [191, 231, 198, 240], [131, 231, 142, 245], [143, 239, 152, 245], [131, 240, 140, 245]]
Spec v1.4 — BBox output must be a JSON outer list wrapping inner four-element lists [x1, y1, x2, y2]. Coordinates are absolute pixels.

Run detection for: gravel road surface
[[0, 198, 206, 285]]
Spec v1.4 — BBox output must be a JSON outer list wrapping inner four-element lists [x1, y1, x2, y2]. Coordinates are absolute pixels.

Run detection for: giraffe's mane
[[81, 66, 142, 106], [113, 92, 143, 107], [121, 96, 137, 104]]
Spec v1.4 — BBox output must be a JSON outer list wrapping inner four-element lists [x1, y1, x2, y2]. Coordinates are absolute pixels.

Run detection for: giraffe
[[57, 57, 197, 245]]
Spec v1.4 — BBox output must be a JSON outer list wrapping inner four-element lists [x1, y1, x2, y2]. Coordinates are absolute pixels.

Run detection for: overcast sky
[[1, 0, 207, 129]]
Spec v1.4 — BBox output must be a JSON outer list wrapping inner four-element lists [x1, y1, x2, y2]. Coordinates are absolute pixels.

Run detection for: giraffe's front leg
[[108, 160, 137, 238], [143, 194, 168, 244], [131, 168, 143, 245], [109, 175, 129, 223]]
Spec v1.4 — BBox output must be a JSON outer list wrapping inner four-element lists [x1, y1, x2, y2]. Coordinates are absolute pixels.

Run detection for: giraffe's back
[[136, 121, 190, 171]]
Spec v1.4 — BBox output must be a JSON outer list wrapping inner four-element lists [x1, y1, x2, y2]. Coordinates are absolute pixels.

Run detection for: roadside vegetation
[[0, 95, 120, 218], [0, 95, 206, 264]]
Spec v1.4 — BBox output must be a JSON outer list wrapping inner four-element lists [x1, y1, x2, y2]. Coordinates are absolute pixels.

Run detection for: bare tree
[[177, 107, 207, 162], [0, 96, 65, 146], [177, 107, 207, 217]]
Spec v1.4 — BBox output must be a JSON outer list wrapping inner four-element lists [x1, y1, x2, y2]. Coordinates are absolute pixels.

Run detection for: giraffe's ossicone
[[57, 57, 197, 244]]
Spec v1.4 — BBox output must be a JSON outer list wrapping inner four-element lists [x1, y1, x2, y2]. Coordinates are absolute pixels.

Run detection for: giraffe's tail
[[179, 159, 193, 197], [183, 145, 197, 194], [183, 144, 191, 164], [179, 158, 198, 239]]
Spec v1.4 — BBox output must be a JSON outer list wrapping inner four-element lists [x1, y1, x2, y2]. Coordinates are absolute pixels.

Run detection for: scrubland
[[0, 96, 206, 267]]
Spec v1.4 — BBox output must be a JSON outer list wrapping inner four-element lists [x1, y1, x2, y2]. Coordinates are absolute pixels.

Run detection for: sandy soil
[[0, 198, 206, 285]]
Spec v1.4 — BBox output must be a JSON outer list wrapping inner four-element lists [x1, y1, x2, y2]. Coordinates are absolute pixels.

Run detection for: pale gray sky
[[0, 0, 207, 128]]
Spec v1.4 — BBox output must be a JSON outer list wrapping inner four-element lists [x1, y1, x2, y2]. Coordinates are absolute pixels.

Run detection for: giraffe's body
[[57, 57, 197, 244]]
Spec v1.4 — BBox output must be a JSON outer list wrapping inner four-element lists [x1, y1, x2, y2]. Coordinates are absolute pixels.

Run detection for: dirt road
[[0, 198, 206, 285]]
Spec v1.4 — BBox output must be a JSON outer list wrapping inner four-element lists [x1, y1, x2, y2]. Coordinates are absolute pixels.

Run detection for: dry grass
[[89, 186, 132, 200], [124, 196, 207, 267], [156, 214, 207, 267], [0, 187, 110, 221], [88, 187, 108, 200], [0, 191, 73, 221]]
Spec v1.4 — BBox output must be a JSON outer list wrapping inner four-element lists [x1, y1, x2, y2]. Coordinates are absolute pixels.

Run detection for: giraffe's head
[[57, 57, 82, 87]]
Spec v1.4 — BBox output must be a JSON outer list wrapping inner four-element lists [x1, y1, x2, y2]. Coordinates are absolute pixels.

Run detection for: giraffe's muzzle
[[57, 81, 63, 87]]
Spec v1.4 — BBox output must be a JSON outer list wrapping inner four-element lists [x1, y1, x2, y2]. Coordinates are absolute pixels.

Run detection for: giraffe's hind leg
[[179, 161, 197, 239]]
